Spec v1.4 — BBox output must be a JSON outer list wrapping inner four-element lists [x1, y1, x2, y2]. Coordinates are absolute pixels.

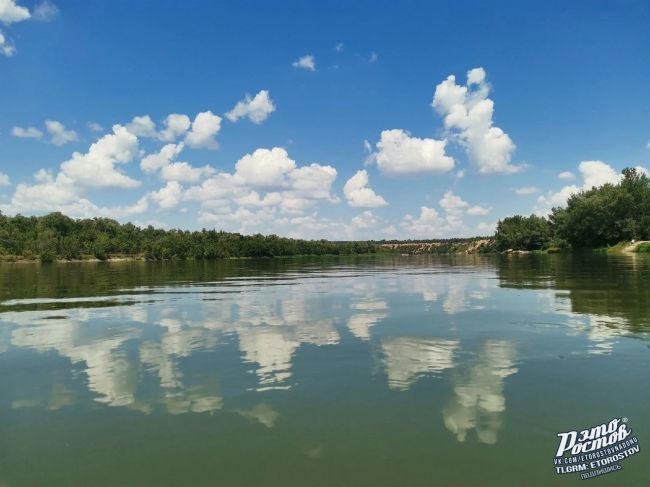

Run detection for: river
[[0, 254, 648, 485]]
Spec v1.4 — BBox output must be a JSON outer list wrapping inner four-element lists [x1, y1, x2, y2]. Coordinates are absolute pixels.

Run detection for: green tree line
[[0, 212, 379, 262], [3, 167, 647, 260], [494, 168, 650, 251]]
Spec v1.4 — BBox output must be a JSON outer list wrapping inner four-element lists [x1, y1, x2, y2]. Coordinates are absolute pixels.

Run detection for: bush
[[635, 242, 650, 253], [495, 215, 552, 251], [40, 251, 55, 263]]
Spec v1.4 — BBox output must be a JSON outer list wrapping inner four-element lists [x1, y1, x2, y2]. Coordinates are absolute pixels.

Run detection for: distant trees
[[2, 166, 647, 260], [494, 215, 552, 251], [495, 167, 650, 251], [0, 212, 381, 261], [551, 168, 650, 248]]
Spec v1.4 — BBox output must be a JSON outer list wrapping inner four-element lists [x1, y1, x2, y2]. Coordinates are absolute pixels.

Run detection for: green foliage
[[494, 168, 650, 251], [494, 215, 552, 251], [635, 243, 650, 253], [39, 251, 55, 263], [0, 212, 381, 261], [550, 168, 650, 248]]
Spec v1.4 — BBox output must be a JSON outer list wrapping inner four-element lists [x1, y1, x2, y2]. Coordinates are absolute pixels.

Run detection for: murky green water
[[0, 254, 648, 486]]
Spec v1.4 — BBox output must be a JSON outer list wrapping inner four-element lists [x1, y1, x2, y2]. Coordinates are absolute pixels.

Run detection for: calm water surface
[[0, 254, 649, 486]]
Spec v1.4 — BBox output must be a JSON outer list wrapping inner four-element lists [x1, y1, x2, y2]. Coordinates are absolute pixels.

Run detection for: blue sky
[[1, 0, 649, 239]]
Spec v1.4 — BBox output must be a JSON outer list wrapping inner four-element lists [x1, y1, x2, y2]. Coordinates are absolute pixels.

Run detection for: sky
[[0, 0, 649, 240]]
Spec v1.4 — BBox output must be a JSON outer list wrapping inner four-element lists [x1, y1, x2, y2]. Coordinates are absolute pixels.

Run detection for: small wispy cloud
[[513, 186, 540, 195], [467, 205, 492, 216], [46, 120, 77, 146], [225, 90, 276, 124], [558, 171, 575, 180], [33, 1, 59, 22], [12, 126, 43, 139], [292, 54, 315, 71], [0, 31, 16, 56]]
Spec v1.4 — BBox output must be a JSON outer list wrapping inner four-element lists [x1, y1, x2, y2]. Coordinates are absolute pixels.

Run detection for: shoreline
[[2, 242, 648, 264], [0, 253, 396, 264]]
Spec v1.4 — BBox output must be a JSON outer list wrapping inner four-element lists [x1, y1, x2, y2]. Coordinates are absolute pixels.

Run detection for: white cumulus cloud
[[0, 1, 54, 56], [234, 147, 296, 188], [580, 160, 620, 189], [225, 90, 276, 124], [351, 210, 379, 229], [288, 163, 337, 200], [161, 162, 215, 183], [140, 142, 214, 183], [1, 168, 146, 219], [126, 115, 157, 138], [150, 181, 183, 210], [185, 147, 339, 223], [439, 191, 468, 230], [59, 124, 140, 188], [159, 114, 191, 142], [141, 143, 184, 173], [343, 170, 388, 208], [432, 67, 519, 174], [0, 172, 10, 186], [400, 191, 482, 238], [1, 123, 141, 218], [401, 206, 444, 238], [440, 191, 469, 213], [0, 0, 30, 24], [127, 112, 220, 147], [184, 111, 221, 149], [372, 129, 454, 176]]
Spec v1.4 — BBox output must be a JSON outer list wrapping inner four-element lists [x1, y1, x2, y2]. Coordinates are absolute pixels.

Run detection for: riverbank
[[379, 239, 650, 256], [0, 254, 146, 264], [2, 238, 649, 263], [0, 252, 397, 264], [378, 238, 493, 255], [621, 241, 650, 254], [0, 240, 495, 262]]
